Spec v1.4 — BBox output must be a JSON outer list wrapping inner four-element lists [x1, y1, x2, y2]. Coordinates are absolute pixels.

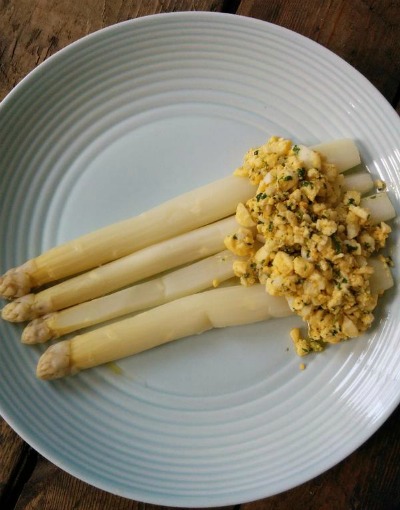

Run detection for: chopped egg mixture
[[225, 136, 392, 356]]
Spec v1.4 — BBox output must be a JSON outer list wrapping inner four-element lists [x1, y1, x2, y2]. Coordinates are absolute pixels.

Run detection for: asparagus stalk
[[311, 139, 361, 172], [369, 257, 394, 294], [36, 284, 292, 380], [361, 192, 396, 224], [342, 169, 374, 194], [2, 217, 238, 322], [35, 254, 394, 381], [22, 251, 238, 344], [0, 139, 362, 300], [0, 175, 255, 299]]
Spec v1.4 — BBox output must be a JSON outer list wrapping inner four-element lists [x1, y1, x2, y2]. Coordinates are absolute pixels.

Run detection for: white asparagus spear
[[2, 217, 239, 322], [311, 139, 361, 172], [293, 140, 361, 173], [342, 170, 374, 194], [22, 251, 239, 344], [36, 284, 292, 380], [0, 175, 255, 299], [361, 192, 397, 224], [369, 257, 394, 294], [35, 254, 394, 381], [0, 139, 362, 300]]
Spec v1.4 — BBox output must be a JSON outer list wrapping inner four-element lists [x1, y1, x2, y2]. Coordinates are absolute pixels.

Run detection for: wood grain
[[0, 419, 27, 498], [0, 0, 227, 101], [13, 455, 236, 510], [237, 0, 400, 105], [0, 0, 399, 509]]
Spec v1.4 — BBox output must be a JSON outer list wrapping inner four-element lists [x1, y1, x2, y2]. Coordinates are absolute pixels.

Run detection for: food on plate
[[0, 136, 395, 379], [0, 139, 362, 302], [225, 137, 395, 352], [36, 285, 292, 379], [21, 251, 239, 344], [1, 217, 238, 322], [0, 175, 255, 299]]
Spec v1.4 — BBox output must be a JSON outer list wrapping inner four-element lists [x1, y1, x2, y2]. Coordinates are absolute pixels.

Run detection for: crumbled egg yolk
[[374, 179, 386, 191], [226, 136, 392, 354]]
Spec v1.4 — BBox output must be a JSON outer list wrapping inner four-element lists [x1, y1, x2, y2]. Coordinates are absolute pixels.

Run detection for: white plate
[[0, 12, 399, 507]]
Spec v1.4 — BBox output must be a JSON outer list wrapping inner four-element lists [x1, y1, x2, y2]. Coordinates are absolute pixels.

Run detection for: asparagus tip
[[0, 266, 33, 299], [22, 317, 54, 344], [36, 340, 72, 380], [1, 294, 36, 322]]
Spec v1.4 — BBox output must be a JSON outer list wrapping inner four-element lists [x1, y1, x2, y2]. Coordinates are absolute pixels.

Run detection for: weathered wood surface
[[1, 0, 399, 509], [237, 0, 400, 105]]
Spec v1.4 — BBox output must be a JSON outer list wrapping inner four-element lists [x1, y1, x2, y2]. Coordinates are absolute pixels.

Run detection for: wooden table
[[1, 1, 399, 509]]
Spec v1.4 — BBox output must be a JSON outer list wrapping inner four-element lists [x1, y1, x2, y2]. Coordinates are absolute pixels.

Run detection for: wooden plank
[[237, 0, 400, 103], [0, 0, 227, 101], [13, 456, 138, 510], [0, 418, 37, 508], [0, 418, 25, 497], [14, 455, 236, 510]]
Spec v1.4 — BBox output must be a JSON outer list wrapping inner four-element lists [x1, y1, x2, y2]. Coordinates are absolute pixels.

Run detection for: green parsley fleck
[[256, 192, 267, 202], [297, 167, 306, 180], [332, 235, 342, 254]]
